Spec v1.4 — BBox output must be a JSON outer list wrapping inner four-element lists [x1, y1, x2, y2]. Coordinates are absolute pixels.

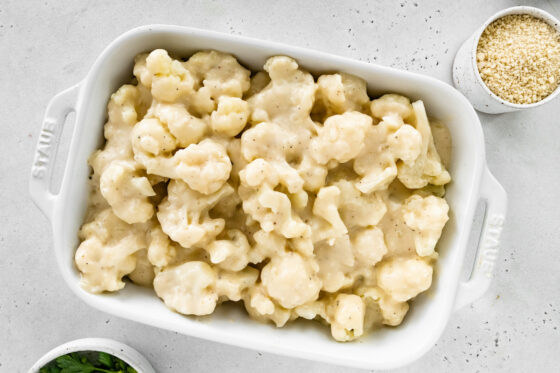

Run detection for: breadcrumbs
[[476, 14, 560, 104]]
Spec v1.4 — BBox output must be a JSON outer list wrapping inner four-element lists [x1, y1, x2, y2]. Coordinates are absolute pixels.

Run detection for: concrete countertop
[[1, 0, 558, 371]]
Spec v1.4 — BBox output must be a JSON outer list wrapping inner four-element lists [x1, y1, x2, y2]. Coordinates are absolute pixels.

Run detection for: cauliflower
[[353, 121, 423, 193], [153, 261, 218, 315], [136, 49, 196, 102], [294, 299, 327, 321], [359, 287, 410, 326], [328, 294, 366, 342], [370, 93, 414, 122], [397, 100, 451, 188], [314, 73, 370, 118], [131, 117, 177, 160], [75, 209, 147, 293], [331, 179, 387, 229], [128, 249, 155, 287], [248, 229, 287, 264], [351, 227, 388, 266], [240, 122, 305, 193], [171, 139, 232, 194], [147, 225, 177, 268], [157, 180, 234, 249], [312, 186, 348, 240], [90, 84, 151, 178], [239, 159, 309, 239], [402, 194, 449, 256], [206, 229, 251, 271], [133, 126, 232, 195], [150, 102, 206, 147], [261, 252, 322, 309], [185, 50, 251, 100], [242, 56, 326, 192], [311, 111, 372, 165], [242, 285, 292, 327], [210, 96, 250, 137], [100, 160, 155, 224], [216, 267, 259, 302], [353, 94, 429, 193], [376, 256, 433, 302]]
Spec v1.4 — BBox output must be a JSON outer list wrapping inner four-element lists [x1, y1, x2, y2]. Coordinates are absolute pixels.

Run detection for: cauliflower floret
[[150, 102, 206, 147], [402, 194, 449, 256], [353, 119, 423, 193], [75, 209, 147, 293], [157, 180, 234, 249], [147, 225, 177, 267], [128, 249, 155, 287], [261, 252, 322, 309], [311, 111, 372, 165], [353, 94, 434, 193], [243, 56, 326, 192], [171, 139, 232, 194], [370, 93, 414, 122], [315, 73, 370, 117], [133, 124, 232, 195], [388, 124, 423, 165], [244, 71, 270, 99], [328, 294, 366, 342], [90, 84, 151, 178], [216, 267, 259, 302], [185, 50, 251, 100], [378, 294, 410, 326], [100, 160, 155, 224], [153, 261, 218, 315], [139, 49, 196, 102], [249, 56, 316, 124], [359, 287, 409, 326], [332, 180, 387, 229], [240, 122, 304, 192], [351, 227, 388, 266], [210, 97, 250, 137], [131, 117, 177, 159], [242, 285, 292, 327], [206, 229, 250, 271], [376, 256, 433, 302], [397, 100, 451, 188], [294, 299, 328, 321], [249, 229, 287, 264], [239, 159, 309, 239], [312, 186, 348, 240]]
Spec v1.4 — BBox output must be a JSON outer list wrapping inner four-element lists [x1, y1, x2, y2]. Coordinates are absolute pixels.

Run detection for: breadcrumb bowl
[[453, 6, 560, 113], [30, 25, 507, 370]]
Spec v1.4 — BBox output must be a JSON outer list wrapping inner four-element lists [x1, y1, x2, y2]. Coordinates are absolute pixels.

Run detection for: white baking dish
[[29, 25, 507, 370]]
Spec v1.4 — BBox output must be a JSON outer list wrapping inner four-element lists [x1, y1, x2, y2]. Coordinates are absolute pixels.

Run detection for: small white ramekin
[[453, 6, 560, 114], [27, 338, 155, 373]]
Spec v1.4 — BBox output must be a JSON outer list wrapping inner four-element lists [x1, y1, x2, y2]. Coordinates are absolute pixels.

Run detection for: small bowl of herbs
[[28, 338, 155, 373]]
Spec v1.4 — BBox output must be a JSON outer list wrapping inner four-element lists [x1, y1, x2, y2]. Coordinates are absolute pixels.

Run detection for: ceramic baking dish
[[29, 25, 507, 370]]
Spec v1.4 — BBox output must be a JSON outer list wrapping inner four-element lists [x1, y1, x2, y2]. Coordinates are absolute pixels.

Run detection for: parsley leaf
[[55, 355, 99, 373], [98, 352, 113, 368], [40, 351, 136, 373]]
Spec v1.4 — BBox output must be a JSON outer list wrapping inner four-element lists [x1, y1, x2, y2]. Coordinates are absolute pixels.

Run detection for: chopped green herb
[[97, 352, 113, 368], [39, 351, 137, 373]]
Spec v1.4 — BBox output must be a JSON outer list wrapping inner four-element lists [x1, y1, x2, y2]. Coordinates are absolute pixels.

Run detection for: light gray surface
[[1, 0, 559, 372]]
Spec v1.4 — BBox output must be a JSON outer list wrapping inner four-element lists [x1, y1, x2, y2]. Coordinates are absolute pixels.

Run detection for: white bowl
[[453, 6, 560, 113], [29, 25, 507, 370], [27, 338, 155, 373]]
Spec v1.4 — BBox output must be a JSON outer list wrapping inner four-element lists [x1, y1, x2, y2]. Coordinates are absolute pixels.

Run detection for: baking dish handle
[[29, 84, 80, 221], [454, 166, 507, 311]]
